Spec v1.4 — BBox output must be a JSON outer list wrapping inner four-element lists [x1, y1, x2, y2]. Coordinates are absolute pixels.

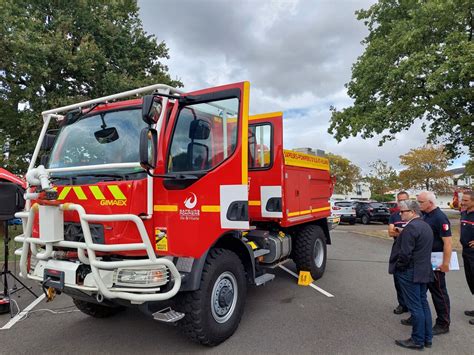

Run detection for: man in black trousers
[[388, 191, 410, 314], [402, 191, 452, 335], [460, 190, 474, 325], [390, 200, 434, 350]]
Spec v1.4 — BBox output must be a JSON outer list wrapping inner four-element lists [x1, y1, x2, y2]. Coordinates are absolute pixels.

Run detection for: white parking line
[[1, 294, 46, 330], [278, 265, 335, 298]]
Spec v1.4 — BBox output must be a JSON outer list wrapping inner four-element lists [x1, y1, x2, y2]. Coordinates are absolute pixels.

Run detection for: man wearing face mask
[[388, 191, 410, 315]]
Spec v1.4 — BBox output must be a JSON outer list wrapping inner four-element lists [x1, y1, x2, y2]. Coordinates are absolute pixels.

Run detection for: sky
[[138, 0, 468, 174]]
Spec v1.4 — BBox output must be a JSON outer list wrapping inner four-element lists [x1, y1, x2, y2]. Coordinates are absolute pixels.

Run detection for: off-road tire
[[292, 224, 327, 280], [72, 298, 125, 318], [361, 214, 370, 225], [175, 248, 247, 346]]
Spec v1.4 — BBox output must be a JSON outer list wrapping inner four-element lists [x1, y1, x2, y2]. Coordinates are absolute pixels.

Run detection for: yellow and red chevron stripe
[[56, 185, 127, 201]]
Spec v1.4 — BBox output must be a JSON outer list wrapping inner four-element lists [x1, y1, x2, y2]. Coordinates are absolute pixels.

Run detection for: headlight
[[114, 266, 169, 288]]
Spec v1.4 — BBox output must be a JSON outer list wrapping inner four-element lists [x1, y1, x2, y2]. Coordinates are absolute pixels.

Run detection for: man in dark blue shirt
[[388, 191, 410, 314], [460, 190, 474, 325], [390, 200, 433, 350], [414, 191, 452, 335]]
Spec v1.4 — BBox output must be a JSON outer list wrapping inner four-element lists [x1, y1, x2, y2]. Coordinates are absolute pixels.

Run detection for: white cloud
[[138, 0, 468, 173]]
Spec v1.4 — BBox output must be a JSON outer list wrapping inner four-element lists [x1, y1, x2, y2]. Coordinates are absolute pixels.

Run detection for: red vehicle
[[16, 82, 333, 345], [383, 201, 399, 214]]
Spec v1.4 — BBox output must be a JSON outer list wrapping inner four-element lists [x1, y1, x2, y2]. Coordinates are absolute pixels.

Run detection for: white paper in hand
[[431, 251, 460, 271]]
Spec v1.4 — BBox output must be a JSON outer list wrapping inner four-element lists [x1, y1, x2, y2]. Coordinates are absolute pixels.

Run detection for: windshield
[[48, 109, 147, 171]]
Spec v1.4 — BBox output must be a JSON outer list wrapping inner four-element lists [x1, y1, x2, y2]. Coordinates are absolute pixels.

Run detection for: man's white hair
[[419, 191, 437, 205]]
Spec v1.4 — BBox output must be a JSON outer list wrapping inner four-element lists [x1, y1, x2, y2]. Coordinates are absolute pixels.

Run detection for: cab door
[[154, 82, 250, 258]]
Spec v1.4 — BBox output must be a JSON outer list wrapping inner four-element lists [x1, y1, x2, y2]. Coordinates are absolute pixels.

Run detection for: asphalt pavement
[[1, 227, 473, 354]]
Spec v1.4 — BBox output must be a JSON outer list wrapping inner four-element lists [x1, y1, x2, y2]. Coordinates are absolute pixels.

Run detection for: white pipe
[[28, 114, 52, 173], [41, 84, 183, 116], [46, 162, 141, 173]]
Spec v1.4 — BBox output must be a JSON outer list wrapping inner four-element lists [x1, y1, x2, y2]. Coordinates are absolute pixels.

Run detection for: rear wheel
[[292, 224, 327, 280], [361, 214, 370, 225], [72, 298, 125, 318], [176, 248, 247, 346]]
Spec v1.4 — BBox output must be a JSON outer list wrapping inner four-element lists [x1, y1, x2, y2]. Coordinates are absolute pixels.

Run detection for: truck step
[[152, 307, 185, 323], [255, 273, 275, 286], [253, 248, 270, 258]]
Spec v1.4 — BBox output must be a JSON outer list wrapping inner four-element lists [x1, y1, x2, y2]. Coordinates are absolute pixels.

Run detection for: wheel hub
[[218, 286, 234, 308], [211, 272, 238, 323]]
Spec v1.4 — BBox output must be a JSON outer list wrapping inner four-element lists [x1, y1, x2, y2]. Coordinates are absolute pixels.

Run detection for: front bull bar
[[14, 203, 181, 303]]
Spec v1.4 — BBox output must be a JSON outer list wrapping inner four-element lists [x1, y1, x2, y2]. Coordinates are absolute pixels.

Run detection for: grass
[[0, 225, 23, 263]]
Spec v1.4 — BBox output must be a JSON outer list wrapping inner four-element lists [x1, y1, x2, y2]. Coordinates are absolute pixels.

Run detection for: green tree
[[326, 153, 361, 195], [329, 0, 473, 159], [399, 145, 452, 192], [463, 159, 474, 178], [0, 0, 182, 173], [365, 159, 400, 195]]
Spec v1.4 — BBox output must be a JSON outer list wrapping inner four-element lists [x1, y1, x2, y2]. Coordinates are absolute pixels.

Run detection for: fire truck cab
[[16, 82, 333, 346]]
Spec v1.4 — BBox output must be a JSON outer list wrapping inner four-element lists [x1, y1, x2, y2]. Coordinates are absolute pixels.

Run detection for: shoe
[[393, 305, 409, 314], [401, 316, 412, 326], [395, 338, 424, 350], [469, 319, 474, 325], [465, 310, 474, 317], [432, 324, 449, 335], [425, 341, 432, 348]]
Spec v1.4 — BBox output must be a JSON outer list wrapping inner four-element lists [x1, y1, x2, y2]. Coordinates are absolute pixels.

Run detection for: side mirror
[[189, 119, 210, 140], [187, 142, 209, 170], [41, 130, 59, 150], [94, 127, 119, 144], [142, 95, 163, 125], [140, 128, 157, 169]]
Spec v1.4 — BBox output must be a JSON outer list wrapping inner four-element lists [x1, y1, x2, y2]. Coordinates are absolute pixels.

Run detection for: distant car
[[354, 201, 390, 224], [383, 201, 399, 214], [331, 200, 356, 225]]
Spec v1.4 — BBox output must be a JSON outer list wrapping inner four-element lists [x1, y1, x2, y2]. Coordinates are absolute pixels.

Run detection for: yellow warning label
[[155, 228, 168, 251], [297, 271, 314, 286], [156, 237, 168, 252]]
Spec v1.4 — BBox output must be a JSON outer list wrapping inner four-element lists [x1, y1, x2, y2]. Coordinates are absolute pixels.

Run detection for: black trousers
[[427, 271, 450, 327], [462, 249, 474, 295], [394, 274, 407, 308]]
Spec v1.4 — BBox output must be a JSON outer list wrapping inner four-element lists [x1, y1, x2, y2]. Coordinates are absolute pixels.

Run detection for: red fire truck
[[16, 82, 333, 345]]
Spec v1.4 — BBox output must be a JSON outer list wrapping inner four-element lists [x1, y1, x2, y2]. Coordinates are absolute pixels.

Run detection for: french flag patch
[[442, 224, 450, 231]]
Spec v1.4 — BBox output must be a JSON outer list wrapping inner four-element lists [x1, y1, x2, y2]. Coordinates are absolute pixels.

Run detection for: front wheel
[[176, 248, 247, 346], [292, 224, 327, 280]]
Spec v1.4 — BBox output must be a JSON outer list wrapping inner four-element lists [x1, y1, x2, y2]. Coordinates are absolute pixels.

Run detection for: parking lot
[[1, 225, 472, 354]]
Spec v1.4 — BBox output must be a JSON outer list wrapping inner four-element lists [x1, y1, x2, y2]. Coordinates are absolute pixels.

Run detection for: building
[[331, 181, 371, 201]]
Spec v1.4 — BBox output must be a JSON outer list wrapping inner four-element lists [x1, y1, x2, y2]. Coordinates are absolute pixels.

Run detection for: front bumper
[[15, 203, 181, 304]]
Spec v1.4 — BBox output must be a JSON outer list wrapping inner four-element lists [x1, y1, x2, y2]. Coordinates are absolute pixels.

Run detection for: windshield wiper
[[163, 173, 200, 180], [75, 173, 125, 180]]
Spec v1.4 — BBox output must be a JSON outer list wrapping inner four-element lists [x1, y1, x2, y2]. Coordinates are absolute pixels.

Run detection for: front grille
[[64, 222, 105, 244]]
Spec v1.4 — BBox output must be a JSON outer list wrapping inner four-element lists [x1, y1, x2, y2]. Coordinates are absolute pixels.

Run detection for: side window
[[167, 98, 239, 173], [248, 124, 272, 169]]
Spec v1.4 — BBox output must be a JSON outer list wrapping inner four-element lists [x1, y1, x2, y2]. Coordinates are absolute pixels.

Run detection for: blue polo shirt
[[422, 207, 451, 252], [460, 210, 474, 249], [389, 212, 407, 229]]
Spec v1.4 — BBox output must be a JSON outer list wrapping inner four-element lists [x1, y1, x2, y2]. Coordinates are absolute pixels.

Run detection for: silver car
[[331, 200, 357, 225]]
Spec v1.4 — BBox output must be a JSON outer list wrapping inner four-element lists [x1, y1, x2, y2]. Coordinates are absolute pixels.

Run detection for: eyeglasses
[[400, 210, 411, 213], [417, 200, 426, 204]]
